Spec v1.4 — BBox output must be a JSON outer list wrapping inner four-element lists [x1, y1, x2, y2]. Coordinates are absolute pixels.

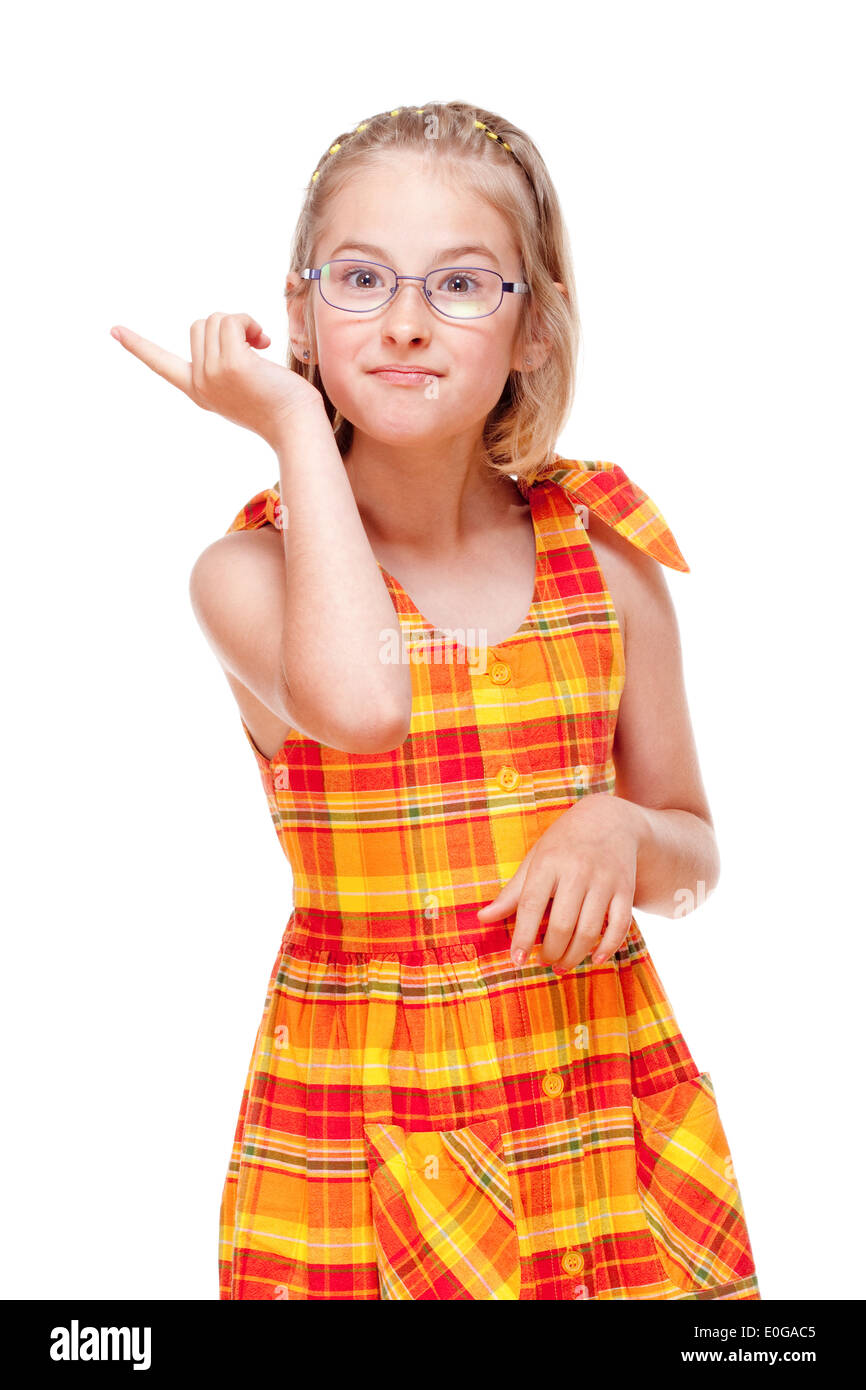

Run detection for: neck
[[342, 429, 521, 557]]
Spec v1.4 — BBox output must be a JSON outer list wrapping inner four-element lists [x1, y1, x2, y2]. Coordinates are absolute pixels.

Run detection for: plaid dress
[[217, 456, 761, 1301]]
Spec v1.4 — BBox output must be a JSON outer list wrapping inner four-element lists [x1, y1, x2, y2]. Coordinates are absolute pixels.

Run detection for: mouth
[[368, 367, 443, 384]]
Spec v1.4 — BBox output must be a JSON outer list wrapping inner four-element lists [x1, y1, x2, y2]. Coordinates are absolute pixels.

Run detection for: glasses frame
[[301, 259, 530, 320]]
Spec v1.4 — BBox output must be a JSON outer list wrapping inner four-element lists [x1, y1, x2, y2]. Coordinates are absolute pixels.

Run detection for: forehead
[[315, 155, 522, 265]]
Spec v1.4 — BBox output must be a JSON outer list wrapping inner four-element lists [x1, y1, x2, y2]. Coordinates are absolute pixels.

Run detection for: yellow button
[[562, 1250, 584, 1274], [490, 660, 511, 684], [497, 765, 520, 791], [541, 1071, 564, 1098]]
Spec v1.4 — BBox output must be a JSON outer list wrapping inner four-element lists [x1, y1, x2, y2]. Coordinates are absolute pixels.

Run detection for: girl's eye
[[342, 266, 382, 289], [439, 273, 480, 295]]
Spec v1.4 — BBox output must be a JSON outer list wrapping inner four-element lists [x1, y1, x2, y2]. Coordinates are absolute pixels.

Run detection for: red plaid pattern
[[217, 458, 760, 1300]]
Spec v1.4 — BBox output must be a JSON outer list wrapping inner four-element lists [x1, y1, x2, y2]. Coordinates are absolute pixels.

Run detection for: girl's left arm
[[477, 512, 720, 971], [607, 518, 721, 918]]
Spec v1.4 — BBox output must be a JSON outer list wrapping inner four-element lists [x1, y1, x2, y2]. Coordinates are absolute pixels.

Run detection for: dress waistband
[[281, 902, 540, 957]]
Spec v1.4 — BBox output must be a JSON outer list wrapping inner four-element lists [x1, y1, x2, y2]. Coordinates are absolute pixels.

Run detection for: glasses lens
[[426, 266, 502, 319], [319, 260, 395, 311]]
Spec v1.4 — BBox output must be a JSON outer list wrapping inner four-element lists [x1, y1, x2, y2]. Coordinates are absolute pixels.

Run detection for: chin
[[342, 401, 456, 439]]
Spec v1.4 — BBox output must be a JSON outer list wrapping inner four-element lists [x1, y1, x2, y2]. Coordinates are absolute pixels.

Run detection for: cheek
[[314, 330, 358, 403], [311, 308, 352, 371], [315, 356, 348, 405], [464, 322, 518, 379], [456, 345, 515, 405]]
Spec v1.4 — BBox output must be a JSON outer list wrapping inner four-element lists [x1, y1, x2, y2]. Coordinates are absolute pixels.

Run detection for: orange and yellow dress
[[217, 456, 761, 1301]]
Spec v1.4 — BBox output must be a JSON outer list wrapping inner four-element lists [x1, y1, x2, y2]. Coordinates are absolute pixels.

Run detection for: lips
[[369, 366, 442, 376], [369, 366, 444, 386]]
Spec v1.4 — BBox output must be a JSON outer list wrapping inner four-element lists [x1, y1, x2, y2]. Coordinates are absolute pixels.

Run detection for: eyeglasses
[[301, 259, 530, 320]]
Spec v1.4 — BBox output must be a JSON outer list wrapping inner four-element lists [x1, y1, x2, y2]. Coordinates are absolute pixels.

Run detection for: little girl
[[110, 100, 761, 1301]]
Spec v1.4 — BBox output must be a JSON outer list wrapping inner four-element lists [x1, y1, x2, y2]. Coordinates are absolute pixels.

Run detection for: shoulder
[[192, 480, 284, 599], [537, 458, 687, 647], [583, 507, 674, 650], [189, 519, 282, 632]]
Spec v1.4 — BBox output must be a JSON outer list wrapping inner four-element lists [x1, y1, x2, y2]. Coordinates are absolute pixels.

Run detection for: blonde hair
[[285, 100, 581, 484]]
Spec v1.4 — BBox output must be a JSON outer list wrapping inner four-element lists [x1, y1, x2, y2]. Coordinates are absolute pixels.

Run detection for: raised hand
[[110, 312, 324, 449]]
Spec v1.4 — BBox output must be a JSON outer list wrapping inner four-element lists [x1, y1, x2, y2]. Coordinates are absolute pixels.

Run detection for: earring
[[303, 350, 310, 360]]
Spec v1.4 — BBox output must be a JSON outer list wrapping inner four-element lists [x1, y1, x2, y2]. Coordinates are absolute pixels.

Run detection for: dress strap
[[224, 481, 283, 536], [515, 457, 689, 573]]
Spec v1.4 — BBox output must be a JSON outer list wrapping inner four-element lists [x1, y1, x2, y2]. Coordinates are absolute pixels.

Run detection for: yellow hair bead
[[308, 108, 527, 188]]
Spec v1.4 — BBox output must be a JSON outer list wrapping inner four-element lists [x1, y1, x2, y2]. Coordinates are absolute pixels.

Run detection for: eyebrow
[[326, 241, 503, 269]]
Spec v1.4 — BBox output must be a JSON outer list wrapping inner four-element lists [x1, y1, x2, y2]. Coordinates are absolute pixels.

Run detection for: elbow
[[701, 821, 721, 898], [280, 656, 412, 754], [347, 698, 413, 753], [304, 697, 412, 755], [676, 825, 721, 917], [335, 714, 412, 755]]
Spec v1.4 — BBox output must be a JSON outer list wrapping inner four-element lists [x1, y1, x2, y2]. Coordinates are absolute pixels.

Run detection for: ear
[[285, 270, 315, 366], [514, 281, 567, 374]]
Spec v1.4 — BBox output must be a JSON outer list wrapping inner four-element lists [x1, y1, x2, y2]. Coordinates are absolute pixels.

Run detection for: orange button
[[490, 660, 511, 684], [497, 766, 520, 791], [562, 1249, 584, 1274], [541, 1071, 564, 1098]]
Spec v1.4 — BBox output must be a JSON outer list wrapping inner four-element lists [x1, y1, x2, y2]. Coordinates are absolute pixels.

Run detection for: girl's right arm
[[191, 402, 413, 754], [112, 312, 413, 754]]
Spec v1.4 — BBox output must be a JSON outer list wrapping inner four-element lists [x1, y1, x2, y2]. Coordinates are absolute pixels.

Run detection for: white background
[[2, 0, 863, 1300]]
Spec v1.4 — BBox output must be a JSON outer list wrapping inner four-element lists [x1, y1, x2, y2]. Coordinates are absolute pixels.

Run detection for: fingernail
[[511, 948, 526, 967]]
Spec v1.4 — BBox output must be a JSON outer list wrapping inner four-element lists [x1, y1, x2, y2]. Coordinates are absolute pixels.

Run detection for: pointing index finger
[[110, 324, 194, 398]]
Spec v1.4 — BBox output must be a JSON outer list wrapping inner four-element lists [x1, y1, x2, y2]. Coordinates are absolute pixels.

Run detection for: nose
[[380, 277, 434, 339]]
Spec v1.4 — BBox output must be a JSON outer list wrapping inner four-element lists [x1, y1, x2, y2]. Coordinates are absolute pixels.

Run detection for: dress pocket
[[633, 1071, 760, 1298], [362, 1117, 522, 1300]]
